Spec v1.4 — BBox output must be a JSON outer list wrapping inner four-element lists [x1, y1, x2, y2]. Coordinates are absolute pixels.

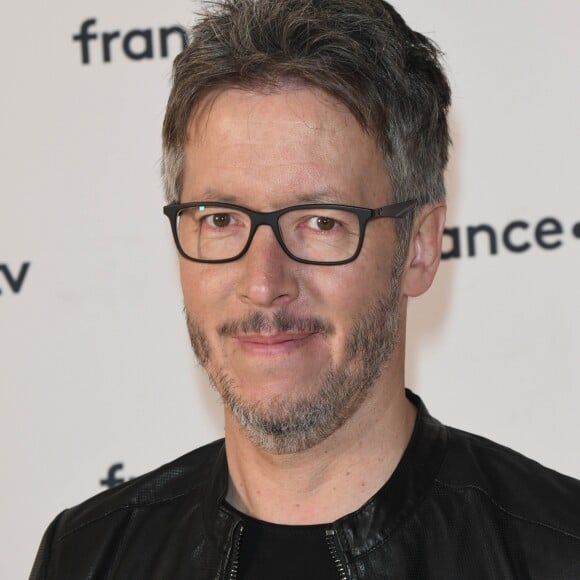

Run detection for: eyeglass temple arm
[[374, 200, 416, 218]]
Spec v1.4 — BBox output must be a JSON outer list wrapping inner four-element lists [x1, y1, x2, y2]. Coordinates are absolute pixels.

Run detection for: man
[[31, 1, 580, 578]]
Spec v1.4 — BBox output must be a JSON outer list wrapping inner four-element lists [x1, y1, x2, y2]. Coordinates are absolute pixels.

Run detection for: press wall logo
[[0, 262, 30, 295], [442, 216, 580, 259], [100, 463, 134, 489], [73, 18, 188, 64]]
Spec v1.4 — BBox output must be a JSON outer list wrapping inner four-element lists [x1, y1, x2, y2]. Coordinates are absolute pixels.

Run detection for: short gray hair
[[162, 0, 451, 217]]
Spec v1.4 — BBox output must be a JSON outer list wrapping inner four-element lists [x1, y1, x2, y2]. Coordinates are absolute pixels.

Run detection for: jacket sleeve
[[29, 511, 67, 580]]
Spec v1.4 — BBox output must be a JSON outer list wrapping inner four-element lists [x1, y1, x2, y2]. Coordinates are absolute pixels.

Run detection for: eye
[[208, 213, 232, 228], [308, 216, 339, 231], [198, 211, 240, 229], [317, 216, 336, 230]]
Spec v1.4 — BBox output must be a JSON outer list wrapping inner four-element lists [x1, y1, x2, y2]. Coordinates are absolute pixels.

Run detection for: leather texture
[[30, 391, 580, 579]]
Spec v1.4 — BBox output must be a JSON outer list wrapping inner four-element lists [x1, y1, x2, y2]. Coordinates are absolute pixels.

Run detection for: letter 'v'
[[0, 262, 30, 294]]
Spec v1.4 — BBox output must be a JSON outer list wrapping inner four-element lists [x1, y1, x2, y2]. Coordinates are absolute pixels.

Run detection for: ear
[[402, 203, 446, 298]]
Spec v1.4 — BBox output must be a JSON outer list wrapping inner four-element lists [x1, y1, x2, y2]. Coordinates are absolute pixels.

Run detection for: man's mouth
[[233, 331, 321, 355], [236, 332, 316, 345]]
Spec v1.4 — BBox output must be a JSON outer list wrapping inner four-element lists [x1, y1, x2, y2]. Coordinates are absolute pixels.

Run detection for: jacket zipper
[[224, 523, 245, 580], [325, 528, 349, 580]]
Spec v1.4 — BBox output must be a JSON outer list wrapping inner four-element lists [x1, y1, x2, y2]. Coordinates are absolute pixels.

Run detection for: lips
[[237, 332, 313, 344], [233, 332, 319, 355]]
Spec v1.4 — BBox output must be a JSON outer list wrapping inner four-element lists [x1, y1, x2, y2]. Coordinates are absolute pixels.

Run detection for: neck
[[224, 365, 416, 525]]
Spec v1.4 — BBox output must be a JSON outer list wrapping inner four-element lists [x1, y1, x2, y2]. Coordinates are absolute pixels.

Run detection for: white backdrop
[[1, 1, 579, 577]]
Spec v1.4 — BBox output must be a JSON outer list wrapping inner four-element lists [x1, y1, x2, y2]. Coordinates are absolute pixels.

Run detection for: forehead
[[183, 86, 390, 207]]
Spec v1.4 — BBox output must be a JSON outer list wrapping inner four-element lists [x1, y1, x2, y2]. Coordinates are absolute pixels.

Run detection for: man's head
[[162, 0, 451, 212], [162, 0, 451, 453]]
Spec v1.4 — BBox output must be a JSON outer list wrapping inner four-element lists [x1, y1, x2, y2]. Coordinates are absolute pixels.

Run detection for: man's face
[[180, 86, 406, 453]]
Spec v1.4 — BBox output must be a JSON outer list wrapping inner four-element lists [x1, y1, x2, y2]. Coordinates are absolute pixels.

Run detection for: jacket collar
[[202, 441, 241, 557], [202, 390, 447, 559], [334, 389, 447, 558]]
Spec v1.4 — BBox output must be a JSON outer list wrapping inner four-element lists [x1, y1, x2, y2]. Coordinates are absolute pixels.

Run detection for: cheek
[[302, 258, 386, 329], [179, 261, 225, 319], [322, 240, 391, 298]]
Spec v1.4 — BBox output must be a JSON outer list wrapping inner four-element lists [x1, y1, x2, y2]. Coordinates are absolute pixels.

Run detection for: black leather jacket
[[31, 392, 580, 579]]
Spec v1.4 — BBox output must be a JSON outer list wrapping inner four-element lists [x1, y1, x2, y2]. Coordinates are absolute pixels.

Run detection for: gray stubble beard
[[186, 254, 403, 455]]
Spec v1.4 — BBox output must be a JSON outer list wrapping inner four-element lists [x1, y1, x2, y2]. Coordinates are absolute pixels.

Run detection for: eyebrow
[[293, 190, 343, 204], [197, 189, 344, 205], [199, 189, 239, 203]]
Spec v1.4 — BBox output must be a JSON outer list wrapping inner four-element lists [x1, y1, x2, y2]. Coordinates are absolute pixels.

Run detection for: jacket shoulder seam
[[434, 478, 580, 542], [56, 488, 194, 542]]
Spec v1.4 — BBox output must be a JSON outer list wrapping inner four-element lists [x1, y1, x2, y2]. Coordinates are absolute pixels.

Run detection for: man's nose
[[235, 224, 299, 308]]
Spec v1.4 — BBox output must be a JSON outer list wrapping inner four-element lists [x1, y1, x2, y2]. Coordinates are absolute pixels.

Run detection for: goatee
[[186, 254, 403, 454]]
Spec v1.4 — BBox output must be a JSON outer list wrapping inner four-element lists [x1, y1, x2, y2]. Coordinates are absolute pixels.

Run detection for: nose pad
[[236, 224, 299, 307]]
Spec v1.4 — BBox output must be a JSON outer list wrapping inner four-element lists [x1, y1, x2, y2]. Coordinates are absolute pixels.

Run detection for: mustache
[[218, 310, 335, 337]]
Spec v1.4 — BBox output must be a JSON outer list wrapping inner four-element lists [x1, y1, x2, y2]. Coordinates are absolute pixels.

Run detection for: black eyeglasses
[[163, 200, 416, 266]]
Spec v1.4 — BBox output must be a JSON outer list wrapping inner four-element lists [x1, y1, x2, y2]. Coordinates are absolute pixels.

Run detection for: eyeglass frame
[[163, 199, 416, 266]]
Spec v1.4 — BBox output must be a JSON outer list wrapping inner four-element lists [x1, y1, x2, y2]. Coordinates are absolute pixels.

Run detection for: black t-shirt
[[228, 507, 341, 579]]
